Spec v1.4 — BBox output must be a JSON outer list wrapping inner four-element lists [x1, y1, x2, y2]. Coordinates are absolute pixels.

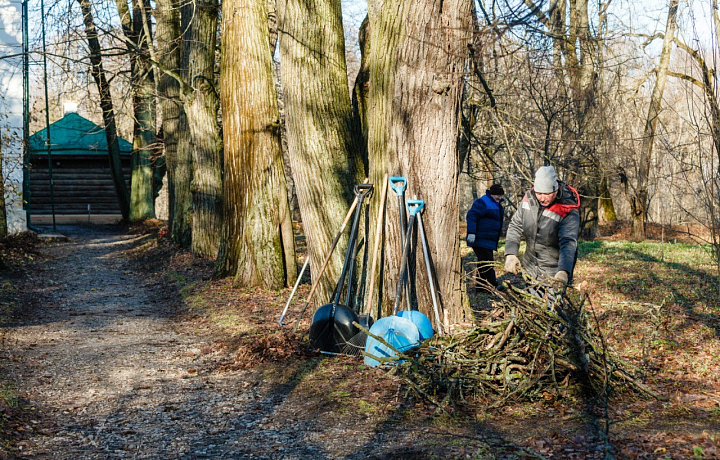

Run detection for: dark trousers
[[472, 247, 498, 288]]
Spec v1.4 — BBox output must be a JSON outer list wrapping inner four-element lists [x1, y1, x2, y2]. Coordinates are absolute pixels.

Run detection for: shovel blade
[[309, 304, 360, 353], [363, 316, 420, 367], [397, 310, 434, 341]]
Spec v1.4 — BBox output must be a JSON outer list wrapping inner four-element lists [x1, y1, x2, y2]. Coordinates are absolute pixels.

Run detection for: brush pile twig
[[394, 279, 662, 406]]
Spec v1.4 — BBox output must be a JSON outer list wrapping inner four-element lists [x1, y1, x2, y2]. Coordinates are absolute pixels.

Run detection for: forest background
[[5, 0, 720, 327]]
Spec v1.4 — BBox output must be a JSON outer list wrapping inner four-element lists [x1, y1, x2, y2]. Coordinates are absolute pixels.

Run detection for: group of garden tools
[[278, 175, 443, 362]]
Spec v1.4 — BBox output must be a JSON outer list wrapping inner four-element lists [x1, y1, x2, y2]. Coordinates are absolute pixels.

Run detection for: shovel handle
[[406, 199, 425, 217], [279, 257, 310, 326], [417, 211, 443, 335], [365, 174, 389, 317], [393, 214, 416, 315], [292, 178, 368, 332], [389, 177, 407, 197]]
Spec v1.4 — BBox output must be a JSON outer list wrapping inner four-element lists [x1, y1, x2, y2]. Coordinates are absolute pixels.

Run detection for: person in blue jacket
[[466, 183, 505, 291]]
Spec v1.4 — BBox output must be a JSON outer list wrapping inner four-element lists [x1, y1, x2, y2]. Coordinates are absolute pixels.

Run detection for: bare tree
[[155, 0, 190, 245], [277, 0, 362, 305], [215, 0, 296, 289], [357, 0, 474, 326], [624, 0, 678, 241], [115, 0, 158, 221], [184, 0, 223, 258], [77, 0, 131, 221]]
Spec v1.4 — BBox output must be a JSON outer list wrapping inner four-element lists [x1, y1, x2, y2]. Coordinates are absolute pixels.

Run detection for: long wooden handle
[[365, 173, 389, 316], [293, 178, 369, 330]]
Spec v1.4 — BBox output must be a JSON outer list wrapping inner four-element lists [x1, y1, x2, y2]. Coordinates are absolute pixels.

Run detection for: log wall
[[28, 155, 131, 214]]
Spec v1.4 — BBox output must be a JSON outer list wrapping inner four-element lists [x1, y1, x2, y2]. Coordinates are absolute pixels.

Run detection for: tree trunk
[[634, 0, 678, 241], [0, 158, 7, 237], [185, 0, 223, 258], [277, 0, 360, 305], [155, 0, 191, 245], [215, 0, 296, 289], [364, 0, 473, 327], [598, 175, 616, 223], [78, 0, 131, 221], [128, 0, 157, 222]]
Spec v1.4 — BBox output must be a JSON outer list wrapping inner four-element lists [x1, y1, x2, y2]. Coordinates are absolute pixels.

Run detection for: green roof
[[29, 112, 132, 156]]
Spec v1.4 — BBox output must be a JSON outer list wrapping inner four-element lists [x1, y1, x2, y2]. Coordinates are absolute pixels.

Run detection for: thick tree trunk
[[277, 0, 360, 305], [155, 0, 190, 245], [78, 0, 131, 221], [171, 111, 193, 245], [364, 0, 473, 327], [634, 0, 678, 241], [185, 0, 223, 258], [215, 0, 296, 289], [128, 0, 157, 222]]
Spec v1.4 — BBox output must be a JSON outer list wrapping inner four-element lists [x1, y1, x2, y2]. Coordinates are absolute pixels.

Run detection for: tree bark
[[598, 174, 616, 223], [633, 0, 678, 241], [154, 0, 181, 225], [129, 0, 157, 221], [155, 0, 191, 245], [363, 0, 473, 327], [185, 0, 223, 258], [116, 0, 157, 221], [0, 158, 6, 237], [215, 0, 296, 289], [277, 0, 360, 305], [77, 0, 131, 221]]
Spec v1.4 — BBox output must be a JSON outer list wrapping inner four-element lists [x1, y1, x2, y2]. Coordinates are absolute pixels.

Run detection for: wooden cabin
[[28, 112, 131, 216]]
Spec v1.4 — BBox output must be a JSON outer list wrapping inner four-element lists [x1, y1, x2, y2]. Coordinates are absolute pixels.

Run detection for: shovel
[[341, 174, 389, 356], [362, 315, 419, 367], [394, 199, 434, 341], [364, 199, 428, 366], [389, 176, 412, 312], [290, 178, 368, 331], [416, 209, 443, 335], [308, 184, 374, 353]]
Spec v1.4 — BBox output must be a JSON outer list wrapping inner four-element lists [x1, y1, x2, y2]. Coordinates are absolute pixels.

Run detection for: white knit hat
[[534, 166, 558, 193]]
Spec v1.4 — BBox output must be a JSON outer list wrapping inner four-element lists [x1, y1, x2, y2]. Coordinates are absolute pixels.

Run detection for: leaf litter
[[0, 223, 716, 459]]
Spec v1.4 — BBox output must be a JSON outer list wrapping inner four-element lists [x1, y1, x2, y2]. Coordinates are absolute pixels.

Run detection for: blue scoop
[[363, 316, 420, 367]]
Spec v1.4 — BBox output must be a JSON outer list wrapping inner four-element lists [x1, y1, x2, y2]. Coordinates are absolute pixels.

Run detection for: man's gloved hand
[[466, 234, 476, 244], [554, 270, 568, 285], [504, 254, 520, 274]]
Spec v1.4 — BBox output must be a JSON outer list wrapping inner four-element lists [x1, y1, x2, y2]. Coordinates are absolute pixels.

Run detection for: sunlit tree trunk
[[185, 0, 223, 258], [215, 0, 296, 288], [363, 0, 473, 326], [278, 0, 360, 304], [155, 0, 191, 244], [116, 0, 157, 221], [155, 0, 184, 236], [78, 0, 131, 221], [598, 175, 616, 223]]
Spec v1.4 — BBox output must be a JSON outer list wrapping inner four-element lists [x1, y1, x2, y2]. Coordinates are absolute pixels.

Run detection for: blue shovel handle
[[406, 199, 425, 217], [389, 177, 407, 197]]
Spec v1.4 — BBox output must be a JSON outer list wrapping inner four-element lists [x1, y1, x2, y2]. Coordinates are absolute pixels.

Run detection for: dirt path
[[2, 226, 368, 459], [3, 226, 595, 460]]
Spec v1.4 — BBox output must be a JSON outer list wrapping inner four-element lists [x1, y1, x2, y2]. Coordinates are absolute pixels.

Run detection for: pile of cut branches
[[394, 281, 661, 406]]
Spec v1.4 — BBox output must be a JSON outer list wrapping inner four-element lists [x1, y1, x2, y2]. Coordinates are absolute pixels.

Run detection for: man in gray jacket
[[504, 166, 580, 285]]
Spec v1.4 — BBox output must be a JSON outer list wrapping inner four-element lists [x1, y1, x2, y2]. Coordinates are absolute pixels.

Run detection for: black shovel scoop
[[309, 183, 374, 353]]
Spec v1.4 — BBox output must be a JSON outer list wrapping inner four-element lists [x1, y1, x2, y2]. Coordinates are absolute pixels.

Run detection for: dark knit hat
[[488, 183, 505, 195]]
